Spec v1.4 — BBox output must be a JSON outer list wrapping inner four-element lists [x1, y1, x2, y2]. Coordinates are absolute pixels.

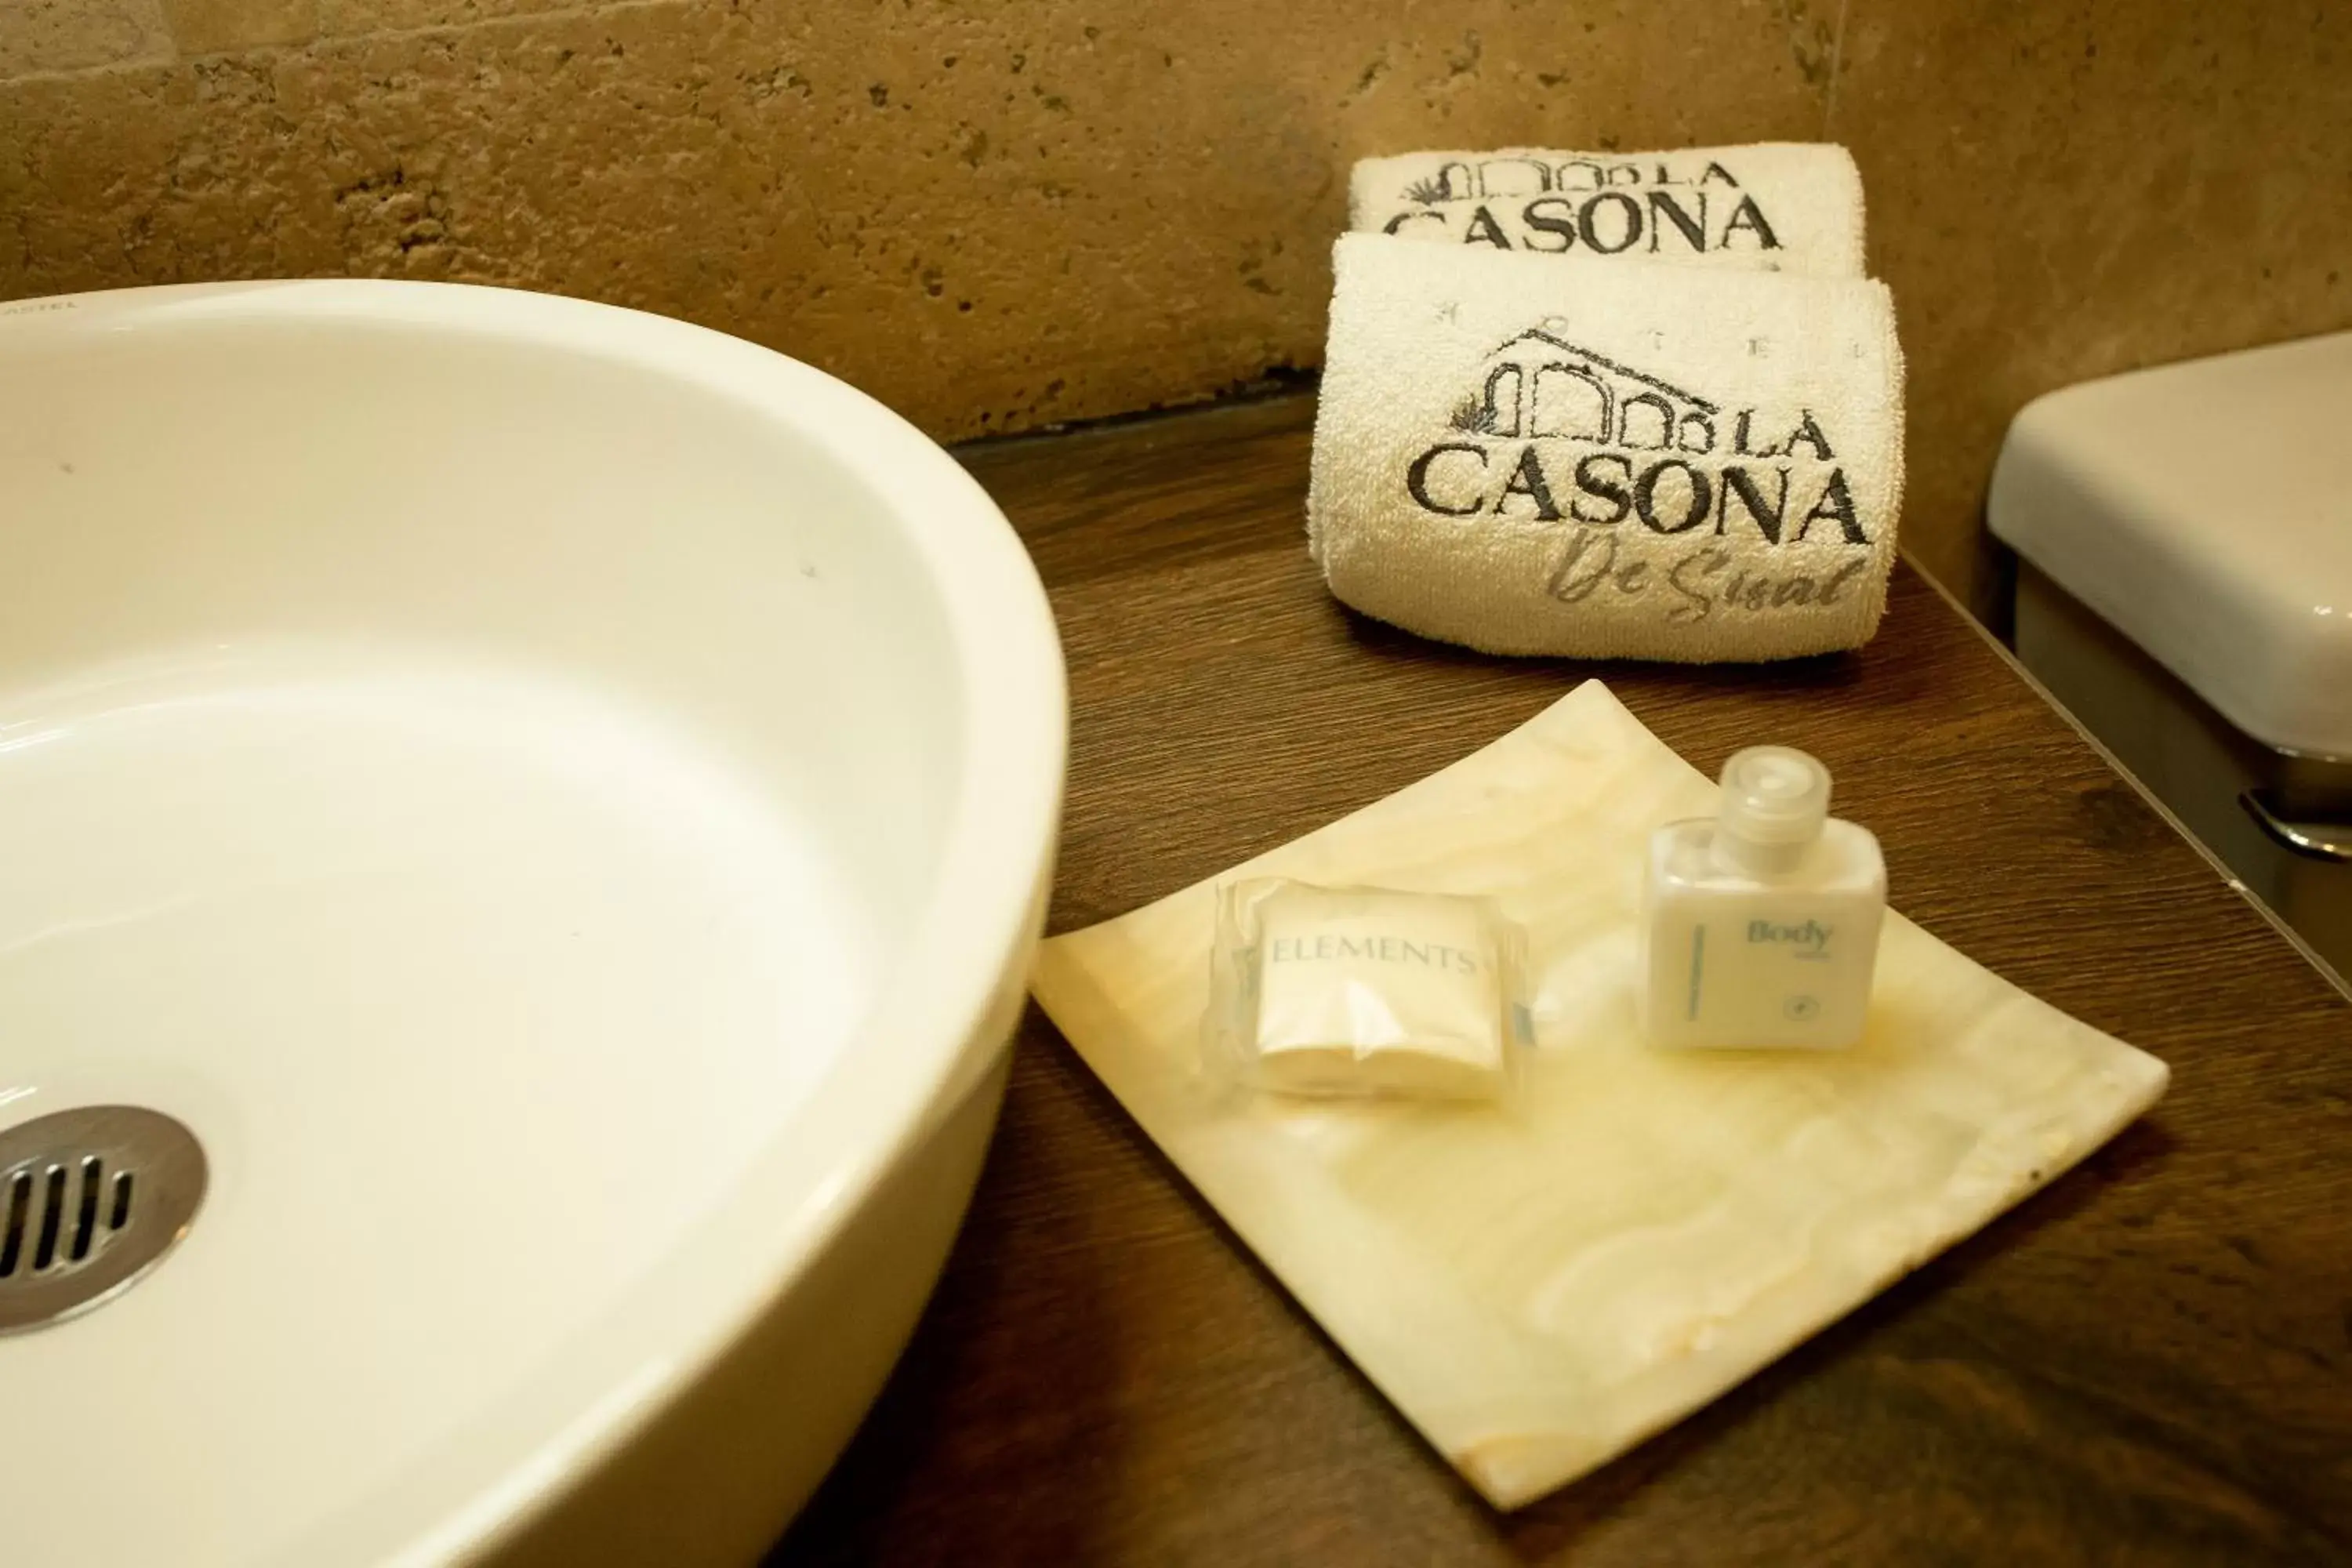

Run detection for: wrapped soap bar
[[1208, 880, 1528, 1101]]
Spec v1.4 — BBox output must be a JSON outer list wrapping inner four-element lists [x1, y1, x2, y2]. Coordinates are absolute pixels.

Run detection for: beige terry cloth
[[1308, 234, 1906, 662], [1349, 143, 1867, 276]]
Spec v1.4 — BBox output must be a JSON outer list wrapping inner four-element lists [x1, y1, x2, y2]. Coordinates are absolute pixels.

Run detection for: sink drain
[[0, 1105, 206, 1334]]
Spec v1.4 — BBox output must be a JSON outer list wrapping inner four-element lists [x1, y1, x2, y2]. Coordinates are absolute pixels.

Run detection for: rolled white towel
[[1349, 143, 1866, 277], [1308, 233, 1905, 662]]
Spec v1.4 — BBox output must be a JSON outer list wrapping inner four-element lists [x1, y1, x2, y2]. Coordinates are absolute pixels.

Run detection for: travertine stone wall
[[5, 0, 2347, 614]]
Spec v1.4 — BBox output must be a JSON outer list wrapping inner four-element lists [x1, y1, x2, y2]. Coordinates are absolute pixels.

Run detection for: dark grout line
[[949, 368, 1321, 458]]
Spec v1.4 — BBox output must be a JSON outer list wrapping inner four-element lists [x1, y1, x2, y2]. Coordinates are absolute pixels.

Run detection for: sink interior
[[2, 646, 873, 1557], [0, 286, 1000, 1564]]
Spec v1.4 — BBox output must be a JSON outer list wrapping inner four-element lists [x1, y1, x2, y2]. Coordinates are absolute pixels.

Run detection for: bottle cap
[[1715, 746, 1831, 862]]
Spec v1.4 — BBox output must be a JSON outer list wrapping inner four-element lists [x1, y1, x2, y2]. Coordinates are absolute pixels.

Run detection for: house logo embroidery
[[1381, 155, 1780, 260], [1403, 331, 1876, 622]]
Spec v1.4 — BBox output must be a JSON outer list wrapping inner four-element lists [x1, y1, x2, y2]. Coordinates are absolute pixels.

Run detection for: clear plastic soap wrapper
[[1207, 879, 1530, 1102]]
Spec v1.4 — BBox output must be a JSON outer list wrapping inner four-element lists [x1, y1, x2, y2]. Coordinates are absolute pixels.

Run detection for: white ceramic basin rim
[[0, 281, 1065, 1565]]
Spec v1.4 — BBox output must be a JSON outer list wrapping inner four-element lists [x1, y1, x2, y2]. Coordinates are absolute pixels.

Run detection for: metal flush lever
[[2240, 789, 2352, 862]]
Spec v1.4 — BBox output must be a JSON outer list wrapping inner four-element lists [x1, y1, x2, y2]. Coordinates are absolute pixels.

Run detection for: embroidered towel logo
[[1382, 155, 1780, 260], [1403, 332, 1876, 623]]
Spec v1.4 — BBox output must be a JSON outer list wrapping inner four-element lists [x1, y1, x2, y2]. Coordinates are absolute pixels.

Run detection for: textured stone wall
[[5, 1, 2348, 614]]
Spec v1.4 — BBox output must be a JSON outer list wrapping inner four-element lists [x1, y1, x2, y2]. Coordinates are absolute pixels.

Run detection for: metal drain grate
[[0, 1106, 206, 1334]]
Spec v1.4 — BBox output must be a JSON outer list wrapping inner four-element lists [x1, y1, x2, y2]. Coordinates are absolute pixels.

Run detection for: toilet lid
[[1989, 331, 2352, 758]]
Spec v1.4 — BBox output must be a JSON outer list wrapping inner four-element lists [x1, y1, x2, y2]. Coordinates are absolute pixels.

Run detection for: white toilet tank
[[1990, 330, 2352, 983]]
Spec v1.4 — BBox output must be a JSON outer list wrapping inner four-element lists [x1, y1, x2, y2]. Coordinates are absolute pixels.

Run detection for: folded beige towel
[[1309, 233, 1905, 662], [1350, 143, 1866, 277]]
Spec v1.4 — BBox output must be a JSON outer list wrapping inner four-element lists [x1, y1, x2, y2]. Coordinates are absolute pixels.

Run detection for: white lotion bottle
[[1640, 746, 1886, 1048]]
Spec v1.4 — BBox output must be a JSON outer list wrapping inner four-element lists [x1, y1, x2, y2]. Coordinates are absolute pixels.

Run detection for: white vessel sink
[[0, 282, 1065, 1564]]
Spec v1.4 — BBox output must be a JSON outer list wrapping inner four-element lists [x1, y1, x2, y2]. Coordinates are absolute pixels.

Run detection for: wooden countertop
[[776, 395, 2352, 1566]]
